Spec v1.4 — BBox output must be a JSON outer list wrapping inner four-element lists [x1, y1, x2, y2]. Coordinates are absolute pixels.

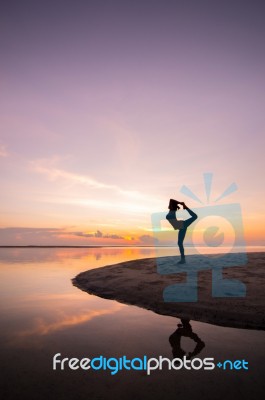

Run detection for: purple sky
[[0, 0, 264, 245]]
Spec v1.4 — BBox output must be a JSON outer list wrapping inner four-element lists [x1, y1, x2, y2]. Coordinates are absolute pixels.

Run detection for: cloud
[[138, 234, 157, 245], [0, 227, 61, 234], [0, 143, 8, 157], [30, 157, 144, 198], [42, 196, 154, 214], [0, 227, 125, 245], [0, 227, 65, 245], [73, 230, 124, 239], [0, 226, 160, 246]]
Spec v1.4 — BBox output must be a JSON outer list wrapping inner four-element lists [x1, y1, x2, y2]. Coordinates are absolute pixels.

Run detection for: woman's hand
[[179, 202, 187, 209]]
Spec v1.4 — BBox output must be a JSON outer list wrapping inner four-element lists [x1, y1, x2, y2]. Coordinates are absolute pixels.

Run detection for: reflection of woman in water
[[166, 199, 198, 264], [169, 319, 205, 359]]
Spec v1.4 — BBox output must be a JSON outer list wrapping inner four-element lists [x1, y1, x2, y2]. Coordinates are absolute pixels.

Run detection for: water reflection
[[0, 247, 264, 400], [0, 247, 157, 349], [1, 246, 264, 265], [169, 319, 205, 359], [18, 307, 123, 338], [0, 246, 156, 264]]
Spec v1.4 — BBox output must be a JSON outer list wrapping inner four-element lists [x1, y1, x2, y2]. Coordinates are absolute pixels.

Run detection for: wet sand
[[73, 252, 265, 330]]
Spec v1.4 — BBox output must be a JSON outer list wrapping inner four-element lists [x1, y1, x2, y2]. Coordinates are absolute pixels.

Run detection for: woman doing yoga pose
[[166, 199, 198, 264]]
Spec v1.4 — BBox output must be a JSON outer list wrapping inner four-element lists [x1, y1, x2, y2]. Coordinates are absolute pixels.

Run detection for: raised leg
[[183, 207, 198, 228], [177, 207, 197, 263]]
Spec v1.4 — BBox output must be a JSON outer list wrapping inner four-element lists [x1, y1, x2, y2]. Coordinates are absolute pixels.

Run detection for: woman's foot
[[179, 202, 188, 210], [177, 257, 186, 264]]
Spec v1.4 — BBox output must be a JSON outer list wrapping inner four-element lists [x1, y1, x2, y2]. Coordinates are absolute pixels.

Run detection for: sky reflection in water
[[0, 247, 264, 400]]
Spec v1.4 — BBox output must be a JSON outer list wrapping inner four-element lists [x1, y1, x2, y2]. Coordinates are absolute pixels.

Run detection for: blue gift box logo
[[151, 173, 247, 302]]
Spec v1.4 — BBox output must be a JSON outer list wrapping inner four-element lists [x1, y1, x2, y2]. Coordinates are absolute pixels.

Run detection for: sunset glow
[[0, 1, 264, 246]]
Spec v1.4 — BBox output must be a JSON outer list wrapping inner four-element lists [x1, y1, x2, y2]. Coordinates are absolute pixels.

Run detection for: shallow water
[[0, 247, 264, 400]]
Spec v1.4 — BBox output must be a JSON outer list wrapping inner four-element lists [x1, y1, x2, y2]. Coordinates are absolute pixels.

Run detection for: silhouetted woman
[[166, 199, 198, 264]]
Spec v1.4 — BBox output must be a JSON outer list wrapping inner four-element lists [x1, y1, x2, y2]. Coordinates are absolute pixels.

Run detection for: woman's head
[[168, 198, 180, 211]]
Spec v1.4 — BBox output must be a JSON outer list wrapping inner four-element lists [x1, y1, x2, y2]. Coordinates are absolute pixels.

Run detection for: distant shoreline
[[0, 245, 264, 250], [0, 245, 105, 248], [2, 245, 160, 248]]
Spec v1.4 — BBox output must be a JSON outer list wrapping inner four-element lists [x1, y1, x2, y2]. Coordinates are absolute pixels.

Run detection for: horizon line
[[0, 245, 265, 249]]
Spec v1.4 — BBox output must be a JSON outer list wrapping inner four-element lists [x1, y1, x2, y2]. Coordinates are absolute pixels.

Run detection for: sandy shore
[[72, 252, 265, 330]]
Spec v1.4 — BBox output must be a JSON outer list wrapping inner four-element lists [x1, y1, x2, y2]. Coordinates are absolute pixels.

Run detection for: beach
[[73, 252, 265, 330]]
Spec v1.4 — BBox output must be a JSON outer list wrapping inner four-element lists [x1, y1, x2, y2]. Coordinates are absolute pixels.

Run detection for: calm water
[[0, 247, 264, 400]]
